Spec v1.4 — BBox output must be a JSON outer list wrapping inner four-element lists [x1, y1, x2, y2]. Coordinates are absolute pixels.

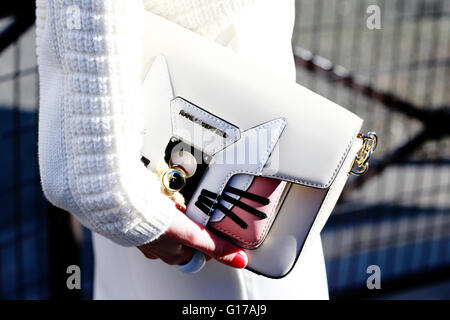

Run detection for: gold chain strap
[[349, 132, 378, 176]]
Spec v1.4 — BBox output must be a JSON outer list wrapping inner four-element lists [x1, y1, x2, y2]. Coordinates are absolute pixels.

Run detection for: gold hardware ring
[[350, 132, 378, 176]]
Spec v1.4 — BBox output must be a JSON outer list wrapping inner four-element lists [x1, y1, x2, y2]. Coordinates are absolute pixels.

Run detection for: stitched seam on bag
[[266, 127, 360, 188], [216, 118, 286, 195], [212, 181, 287, 246], [300, 140, 361, 258], [304, 152, 346, 241]]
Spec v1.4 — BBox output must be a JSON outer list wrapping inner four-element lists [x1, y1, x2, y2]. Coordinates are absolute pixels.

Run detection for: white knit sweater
[[36, 0, 254, 246]]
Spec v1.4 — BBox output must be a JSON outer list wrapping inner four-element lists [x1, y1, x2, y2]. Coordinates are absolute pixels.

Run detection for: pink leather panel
[[210, 176, 288, 248]]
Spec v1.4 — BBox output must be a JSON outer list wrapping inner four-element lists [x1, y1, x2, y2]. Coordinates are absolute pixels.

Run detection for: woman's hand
[[138, 210, 248, 269]]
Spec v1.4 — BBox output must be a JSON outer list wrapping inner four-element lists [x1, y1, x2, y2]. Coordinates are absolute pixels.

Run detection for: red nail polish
[[175, 203, 186, 212], [231, 252, 248, 269]]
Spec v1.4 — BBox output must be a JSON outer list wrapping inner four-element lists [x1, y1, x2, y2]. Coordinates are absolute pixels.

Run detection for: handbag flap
[[141, 12, 363, 189]]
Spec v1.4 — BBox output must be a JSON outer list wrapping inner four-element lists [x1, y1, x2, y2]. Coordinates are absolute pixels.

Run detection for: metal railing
[[0, 0, 47, 299], [293, 0, 450, 298]]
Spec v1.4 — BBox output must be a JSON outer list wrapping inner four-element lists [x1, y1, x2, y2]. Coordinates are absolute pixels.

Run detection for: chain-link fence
[[0, 1, 48, 299], [293, 0, 450, 298]]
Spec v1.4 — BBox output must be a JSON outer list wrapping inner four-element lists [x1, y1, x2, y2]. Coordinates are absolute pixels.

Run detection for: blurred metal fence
[[0, 0, 448, 299], [0, 0, 91, 299], [0, 1, 48, 299], [293, 0, 450, 298]]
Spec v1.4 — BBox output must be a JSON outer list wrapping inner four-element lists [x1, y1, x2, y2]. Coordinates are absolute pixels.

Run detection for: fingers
[[137, 246, 158, 260], [167, 211, 248, 269], [159, 246, 194, 266], [139, 240, 194, 265], [138, 210, 248, 269]]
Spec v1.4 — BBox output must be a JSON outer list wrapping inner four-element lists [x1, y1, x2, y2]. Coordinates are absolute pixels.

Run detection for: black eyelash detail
[[194, 187, 270, 229], [198, 194, 248, 229], [224, 186, 270, 205], [140, 156, 150, 167], [220, 193, 267, 219]]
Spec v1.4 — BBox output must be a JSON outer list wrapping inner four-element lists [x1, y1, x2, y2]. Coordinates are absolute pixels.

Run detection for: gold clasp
[[350, 132, 378, 176]]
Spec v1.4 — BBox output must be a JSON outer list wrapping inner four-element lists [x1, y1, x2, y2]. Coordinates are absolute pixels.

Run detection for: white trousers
[[93, 232, 328, 299]]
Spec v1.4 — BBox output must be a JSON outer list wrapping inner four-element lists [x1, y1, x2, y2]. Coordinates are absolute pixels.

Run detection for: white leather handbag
[[140, 13, 377, 278]]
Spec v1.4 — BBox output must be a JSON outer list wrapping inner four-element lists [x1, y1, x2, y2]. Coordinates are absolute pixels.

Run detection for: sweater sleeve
[[143, 0, 255, 38], [36, 0, 181, 246], [36, 0, 255, 247]]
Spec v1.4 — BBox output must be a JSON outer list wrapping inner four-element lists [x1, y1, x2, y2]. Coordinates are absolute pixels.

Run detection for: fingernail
[[230, 251, 248, 269], [175, 203, 186, 212]]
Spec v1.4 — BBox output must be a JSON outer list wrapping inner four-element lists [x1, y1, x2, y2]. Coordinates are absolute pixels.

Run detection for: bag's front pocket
[[208, 175, 291, 249]]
